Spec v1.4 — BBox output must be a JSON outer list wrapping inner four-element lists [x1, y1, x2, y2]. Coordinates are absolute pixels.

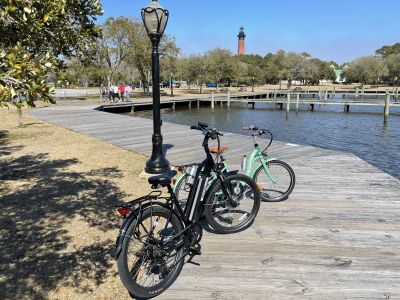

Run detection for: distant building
[[237, 27, 245, 55], [330, 65, 348, 83]]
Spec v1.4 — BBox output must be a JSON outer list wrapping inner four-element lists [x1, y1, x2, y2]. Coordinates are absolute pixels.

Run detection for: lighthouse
[[237, 27, 245, 55]]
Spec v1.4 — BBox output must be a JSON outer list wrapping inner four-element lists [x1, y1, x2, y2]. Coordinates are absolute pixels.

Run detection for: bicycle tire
[[204, 173, 260, 234], [253, 159, 295, 202], [117, 205, 185, 299]]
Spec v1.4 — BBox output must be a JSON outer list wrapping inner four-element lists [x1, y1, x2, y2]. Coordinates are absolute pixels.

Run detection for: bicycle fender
[[203, 170, 238, 203], [111, 201, 174, 260], [173, 172, 186, 192]]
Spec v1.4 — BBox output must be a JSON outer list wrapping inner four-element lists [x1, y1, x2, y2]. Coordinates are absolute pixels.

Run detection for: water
[[132, 102, 400, 179]]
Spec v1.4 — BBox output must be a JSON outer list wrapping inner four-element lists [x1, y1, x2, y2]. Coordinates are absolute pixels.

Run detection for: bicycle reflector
[[257, 183, 263, 192], [117, 208, 130, 216]]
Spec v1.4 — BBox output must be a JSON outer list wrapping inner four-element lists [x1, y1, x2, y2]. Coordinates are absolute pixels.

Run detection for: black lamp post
[[170, 72, 174, 97], [141, 0, 170, 174]]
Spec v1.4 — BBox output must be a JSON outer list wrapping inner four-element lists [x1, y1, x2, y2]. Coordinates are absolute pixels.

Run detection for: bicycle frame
[[113, 124, 234, 259]]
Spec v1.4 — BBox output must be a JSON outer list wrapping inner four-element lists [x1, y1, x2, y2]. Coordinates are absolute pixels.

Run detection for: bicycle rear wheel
[[204, 173, 260, 234], [117, 205, 185, 299], [253, 160, 295, 202]]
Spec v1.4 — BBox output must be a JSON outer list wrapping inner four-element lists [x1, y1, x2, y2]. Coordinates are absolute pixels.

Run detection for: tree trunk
[[17, 106, 24, 127]]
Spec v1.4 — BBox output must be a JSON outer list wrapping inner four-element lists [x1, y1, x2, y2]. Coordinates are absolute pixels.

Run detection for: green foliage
[[386, 53, 400, 83], [375, 43, 400, 60], [0, 45, 57, 107], [343, 56, 389, 84], [205, 48, 237, 85], [0, 0, 103, 106]]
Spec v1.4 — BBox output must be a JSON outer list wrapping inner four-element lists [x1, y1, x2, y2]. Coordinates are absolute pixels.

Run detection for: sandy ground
[[0, 106, 152, 299]]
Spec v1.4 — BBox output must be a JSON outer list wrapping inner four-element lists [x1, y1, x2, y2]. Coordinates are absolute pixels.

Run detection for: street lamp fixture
[[141, 0, 170, 174]]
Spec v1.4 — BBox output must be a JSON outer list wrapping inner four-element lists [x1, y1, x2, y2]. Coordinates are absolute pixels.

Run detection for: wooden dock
[[29, 105, 400, 299], [94, 90, 400, 123]]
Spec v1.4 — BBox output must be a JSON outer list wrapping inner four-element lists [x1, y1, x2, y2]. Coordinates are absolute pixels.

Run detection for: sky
[[99, 0, 400, 63]]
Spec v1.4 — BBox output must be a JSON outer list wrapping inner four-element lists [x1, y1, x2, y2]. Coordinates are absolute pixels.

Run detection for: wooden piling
[[172, 102, 176, 111], [309, 103, 315, 111], [197, 100, 200, 109], [211, 92, 215, 110], [188, 101, 192, 110], [286, 92, 291, 113], [324, 89, 328, 100], [384, 92, 390, 123], [344, 104, 350, 112], [273, 89, 277, 99], [227, 91, 230, 107], [296, 93, 300, 113], [130, 105, 135, 114]]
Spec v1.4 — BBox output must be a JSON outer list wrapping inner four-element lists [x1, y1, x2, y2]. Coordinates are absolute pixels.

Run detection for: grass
[[0, 106, 152, 299]]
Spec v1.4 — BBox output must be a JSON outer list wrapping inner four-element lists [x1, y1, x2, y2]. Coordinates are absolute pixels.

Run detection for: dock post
[[324, 89, 328, 100], [211, 92, 215, 110], [227, 91, 230, 107], [309, 103, 315, 111], [188, 101, 192, 110], [273, 89, 277, 99], [384, 92, 390, 123], [296, 93, 300, 113], [286, 92, 291, 114], [197, 100, 200, 109], [172, 102, 176, 111], [396, 88, 399, 102], [318, 88, 321, 100], [333, 87, 336, 96], [344, 104, 350, 112], [130, 105, 135, 115], [355, 87, 359, 99]]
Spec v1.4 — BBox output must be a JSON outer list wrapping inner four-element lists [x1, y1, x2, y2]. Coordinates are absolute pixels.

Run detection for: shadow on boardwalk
[[0, 135, 124, 299]]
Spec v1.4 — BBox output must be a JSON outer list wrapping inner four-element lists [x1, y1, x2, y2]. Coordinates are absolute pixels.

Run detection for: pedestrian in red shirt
[[119, 84, 125, 101]]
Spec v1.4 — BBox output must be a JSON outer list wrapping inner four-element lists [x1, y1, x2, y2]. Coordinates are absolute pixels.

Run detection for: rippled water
[[132, 101, 400, 179]]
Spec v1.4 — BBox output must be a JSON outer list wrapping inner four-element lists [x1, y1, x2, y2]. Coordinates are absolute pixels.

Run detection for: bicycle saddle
[[148, 170, 177, 186], [209, 145, 229, 154]]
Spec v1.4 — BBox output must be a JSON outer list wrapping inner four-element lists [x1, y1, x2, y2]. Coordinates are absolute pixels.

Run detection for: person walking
[[124, 85, 131, 101], [119, 84, 125, 101], [108, 84, 114, 102], [113, 85, 120, 101]]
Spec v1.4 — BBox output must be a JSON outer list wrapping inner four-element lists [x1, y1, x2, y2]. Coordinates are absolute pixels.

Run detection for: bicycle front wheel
[[204, 173, 260, 234], [117, 205, 185, 299], [253, 160, 295, 202], [174, 173, 190, 210]]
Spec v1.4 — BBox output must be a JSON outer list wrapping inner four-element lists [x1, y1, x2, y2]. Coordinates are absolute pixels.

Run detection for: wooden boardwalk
[[29, 105, 400, 299]]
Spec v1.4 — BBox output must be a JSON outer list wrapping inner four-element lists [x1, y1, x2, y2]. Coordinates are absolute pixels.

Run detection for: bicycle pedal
[[189, 244, 202, 255]]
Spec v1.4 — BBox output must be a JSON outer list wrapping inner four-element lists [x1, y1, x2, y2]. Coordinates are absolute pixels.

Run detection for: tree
[[386, 53, 400, 83], [375, 43, 400, 60], [96, 17, 130, 86], [0, 0, 103, 109], [205, 49, 237, 88], [343, 56, 389, 84], [177, 55, 208, 93], [125, 19, 179, 93]]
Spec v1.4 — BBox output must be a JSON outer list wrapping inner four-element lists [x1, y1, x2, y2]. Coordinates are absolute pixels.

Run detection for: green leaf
[[44, 14, 49, 22], [24, 7, 32, 14]]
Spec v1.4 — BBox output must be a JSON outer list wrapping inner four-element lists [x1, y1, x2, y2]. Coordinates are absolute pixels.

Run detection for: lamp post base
[[145, 134, 170, 174]]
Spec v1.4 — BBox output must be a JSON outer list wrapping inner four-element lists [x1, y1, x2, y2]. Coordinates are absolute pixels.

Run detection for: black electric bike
[[111, 122, 260, 299]]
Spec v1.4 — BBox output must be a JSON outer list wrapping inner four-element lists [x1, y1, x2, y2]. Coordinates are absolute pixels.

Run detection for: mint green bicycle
[[174, 126, 295, 203]]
